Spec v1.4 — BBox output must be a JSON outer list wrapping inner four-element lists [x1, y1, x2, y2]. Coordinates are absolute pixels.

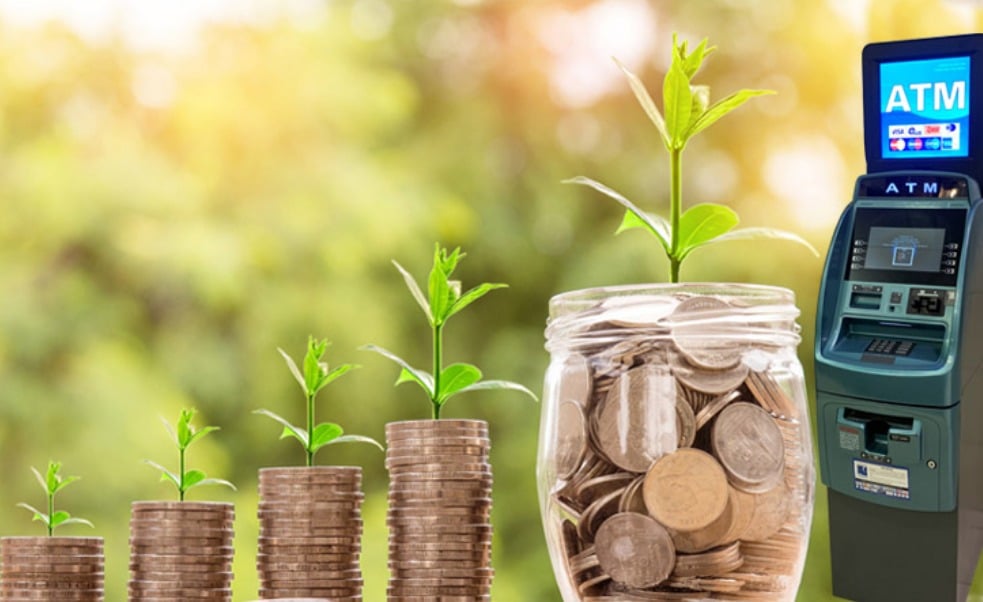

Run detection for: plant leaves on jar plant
[[363, 243, 538, 420], [565, 34, 818, 283], [254, 336, 383, 467], [144, 408, 236, 501], [17, 460, 93, 536]]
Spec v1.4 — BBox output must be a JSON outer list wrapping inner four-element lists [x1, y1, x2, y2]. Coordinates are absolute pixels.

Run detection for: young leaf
[[303, 337, 330, 394], [445, 283, 508, 322], [449, 379, 539, 402], [703, 227, 820, 256], [187, 477, 236, 492], [57, 517, 95, 529], [565, 176, 672, 254], [186, 425, 220, 449], [183, 469, 206, 489], [30, 467, 47, 494], [176, 409, 193, 448], [253, 409, 309, 447], [676, 203, 739, 259], [45, 462, 60, 494], [685, 88, 775, 142], [437, 363, 483, 402], [678, 37, 715, 78], [144, 460, 181, 490], [663, 59, 693, 148], [393, 260, 432, 324], [50, 510, 71, 528], [614, 58, 669, 147], [310, 422, 344, 451], [16, 503, 47, 525], [327, 434, 385, 451], [429, 252, 453, 325], [690, 84, 710, 116], [278, 347, 307, 391], [316, 363, 357, 394], [361, 344, 435, 397]]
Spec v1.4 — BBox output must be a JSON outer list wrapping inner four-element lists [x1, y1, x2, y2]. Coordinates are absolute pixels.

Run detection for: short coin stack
[[386, 419, 494, 601], [128, 501, 234, 601], [257, 466, 364, 601], [546, 293, 813, 601], [0, 536, 104, 601]]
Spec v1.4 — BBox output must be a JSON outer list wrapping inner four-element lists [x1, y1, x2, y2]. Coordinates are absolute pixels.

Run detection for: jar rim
[[549, 282, 795, 317]]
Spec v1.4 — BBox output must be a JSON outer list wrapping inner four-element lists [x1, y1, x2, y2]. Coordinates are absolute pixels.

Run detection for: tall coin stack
[[257, 466, 364, 600], [0, 536, 104, 601], [386, 419, 494, 601], [128, 501, 235, 601]]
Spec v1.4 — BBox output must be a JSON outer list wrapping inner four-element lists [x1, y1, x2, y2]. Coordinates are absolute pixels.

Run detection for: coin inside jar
[[593, 512, 675, 588], [555, 400, 588, 480], [711, 402, 785, 493], [642, 448, 729, 532], [667, 296, 745, 370], [596, 364, 678, 474], [556, 353, 593, 407]]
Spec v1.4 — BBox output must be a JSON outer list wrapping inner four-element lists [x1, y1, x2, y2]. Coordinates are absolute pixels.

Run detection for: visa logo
[[885, 81, 966, 113]]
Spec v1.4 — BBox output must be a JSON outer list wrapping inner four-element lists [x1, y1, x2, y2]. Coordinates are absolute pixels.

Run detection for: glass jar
[[537, 283, 814, 602]]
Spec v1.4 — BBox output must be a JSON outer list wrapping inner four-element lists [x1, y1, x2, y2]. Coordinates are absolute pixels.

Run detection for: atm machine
[[816, 34, 983, 602]]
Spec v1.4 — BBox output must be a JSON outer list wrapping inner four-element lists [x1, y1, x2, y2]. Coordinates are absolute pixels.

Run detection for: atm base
[[828, 489, 983, 602]]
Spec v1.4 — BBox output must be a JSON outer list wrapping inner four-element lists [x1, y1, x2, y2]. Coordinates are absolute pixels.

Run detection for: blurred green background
[[1, 0, 981, 600]]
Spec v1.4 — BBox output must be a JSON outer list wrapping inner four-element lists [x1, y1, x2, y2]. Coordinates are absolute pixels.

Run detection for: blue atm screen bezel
[[845, 207, 966, 286]]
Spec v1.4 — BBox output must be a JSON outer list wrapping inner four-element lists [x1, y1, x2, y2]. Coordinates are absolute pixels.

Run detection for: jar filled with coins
[[537, 283, 814, 602]]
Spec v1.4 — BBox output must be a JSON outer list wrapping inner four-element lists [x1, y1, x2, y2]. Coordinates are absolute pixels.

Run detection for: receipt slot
[[816, 34, 983, 602]]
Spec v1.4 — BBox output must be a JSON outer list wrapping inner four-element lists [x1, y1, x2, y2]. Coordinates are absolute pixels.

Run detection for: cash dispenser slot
[[839, 408, 920, 462], [831, 317, 945, 365]]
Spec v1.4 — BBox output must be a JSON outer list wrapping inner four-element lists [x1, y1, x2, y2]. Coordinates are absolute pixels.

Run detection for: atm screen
[[847, 208, 965, 286], [880, 56, 970, 160]]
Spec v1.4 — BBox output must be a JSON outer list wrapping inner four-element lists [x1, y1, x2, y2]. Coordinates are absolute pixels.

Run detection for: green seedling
[[145, 408, 236, 501], [254, 336, 383, 467], [364, 243, 538, 419], [566, 34, 817, 282], [17, 460, 93, 536]]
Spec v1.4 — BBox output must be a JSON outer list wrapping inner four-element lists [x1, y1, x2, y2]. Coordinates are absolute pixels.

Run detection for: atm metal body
[[815, 34, 983, 602]]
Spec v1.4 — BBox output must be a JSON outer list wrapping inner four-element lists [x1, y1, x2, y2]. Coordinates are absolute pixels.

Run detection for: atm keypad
[[865, 338, 915, 356]]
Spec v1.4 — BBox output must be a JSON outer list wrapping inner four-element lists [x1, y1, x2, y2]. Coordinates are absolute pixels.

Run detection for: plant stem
[[669, 146, 683, 284], [179, 447, 186, 502], [306, 392, 315, 467], [47, 491, 54, 537], [432, 323, 443, 420]]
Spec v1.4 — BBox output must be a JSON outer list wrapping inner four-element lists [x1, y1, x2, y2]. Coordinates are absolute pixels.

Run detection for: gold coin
[[594, 512, 675, 589], [740, 481, 791, 542], [642, 448, 729, 532], [555, 400, 588, 480]]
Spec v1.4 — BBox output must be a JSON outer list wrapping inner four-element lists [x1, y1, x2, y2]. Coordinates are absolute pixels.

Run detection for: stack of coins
[[386, 419, 493, 601], [0, 536, 104, 601], [545, 293, 813, 601], [256, 466, 364, 600], [128, 501, 235, 601]]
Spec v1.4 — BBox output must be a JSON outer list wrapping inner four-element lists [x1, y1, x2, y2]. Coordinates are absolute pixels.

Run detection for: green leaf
[[144, 460, 181, 490], [303, 337, 329, 394], [314, 362, 357, 394], [187, 477, 236, 492], [428, 250, 453, 326], [29, 467, 47, 494], [253, 409, 309, 447], [685, 88, 774, 141], [445, 283, 507, 322], [45, 461, 60, 494], [690, 84, 710, 116], [325, 434, 385, 451], [17, 503, 48, 526], [361, 344, 435, 398], [393, 260, 432, 325], [50, 510, 71, 528], [57, 517, 94, 529], [277, 347, 306, 392], [445, 379, 539, 403], [614, 58, 669, 147], [51, 475, 80, 495], [182, 470, 206, 489], [702, 227, 820, 257], [678, 36, 714, 78], [437, 363, 483, 402], [677, 203, 739, 260], [663, 59, 693, 148], [310, 422, 343, 451], [176, 409, 194, 448], [187, 425, 219, 448], [565, 176, 671, 254]]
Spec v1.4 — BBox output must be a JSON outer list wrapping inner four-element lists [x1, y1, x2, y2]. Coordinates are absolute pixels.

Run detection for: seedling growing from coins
[[566, 34, 817, 282], [364, 243, 538, 419], [254, 336, 383, 466], [145, 408, 236, 501], [16, 461, 93, 536]]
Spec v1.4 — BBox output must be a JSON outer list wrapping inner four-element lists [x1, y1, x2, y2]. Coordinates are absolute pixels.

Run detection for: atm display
[[864, 226, 945, 272], [847, 208, 965, 286], [880, 56, 970, 159]]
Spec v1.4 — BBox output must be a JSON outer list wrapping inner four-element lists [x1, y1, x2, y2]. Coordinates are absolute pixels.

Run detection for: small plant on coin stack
[[364, 243, 537, 600], [364, 243, 538, 419], [254, 335, 383, 465], [251, 336, 383, 601], [2, 462, 105, 601], [538, 34, 817, 602], [17, 461, 93, 536], [144, 407, 236, 501]]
